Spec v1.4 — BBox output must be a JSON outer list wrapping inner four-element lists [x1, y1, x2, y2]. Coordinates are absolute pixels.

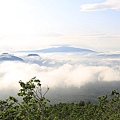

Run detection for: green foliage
[[1, 77, 120, 120], [0, 77, 49, 120]]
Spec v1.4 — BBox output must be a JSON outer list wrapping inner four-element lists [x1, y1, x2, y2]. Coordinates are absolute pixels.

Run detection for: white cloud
[[0, 53, 120, 92], [80, 0, 120, 11], [0, 62, 120, 90]]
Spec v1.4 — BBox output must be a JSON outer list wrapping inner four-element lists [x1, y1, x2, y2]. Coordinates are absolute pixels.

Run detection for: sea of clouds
[[0, 52, 120, 99]]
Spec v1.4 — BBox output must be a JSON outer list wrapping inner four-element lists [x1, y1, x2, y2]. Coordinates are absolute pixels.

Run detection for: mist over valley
[[0, 46, 120, 103]]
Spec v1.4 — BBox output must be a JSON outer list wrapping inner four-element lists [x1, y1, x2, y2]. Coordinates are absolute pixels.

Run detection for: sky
[[0, 0, 120, 52]]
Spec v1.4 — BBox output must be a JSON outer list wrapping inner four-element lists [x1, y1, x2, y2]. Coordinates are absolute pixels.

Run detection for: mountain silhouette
[[27, 46, 95, 53], [0, 53, 24, 62]]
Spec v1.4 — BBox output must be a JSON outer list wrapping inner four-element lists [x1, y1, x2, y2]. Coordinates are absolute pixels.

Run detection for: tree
[[0, 77, 49, 120]]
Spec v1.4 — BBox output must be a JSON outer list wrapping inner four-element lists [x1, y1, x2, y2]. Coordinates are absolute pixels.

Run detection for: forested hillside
[[0, 77, 120, 120]]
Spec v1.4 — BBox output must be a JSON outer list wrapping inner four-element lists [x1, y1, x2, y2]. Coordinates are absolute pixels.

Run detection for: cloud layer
[[0, 52, 120, 96], [80, 0, 120, 11]]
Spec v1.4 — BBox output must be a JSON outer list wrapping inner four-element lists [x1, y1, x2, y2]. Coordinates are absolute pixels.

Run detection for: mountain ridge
[[0, 53, 24, 62], [17, 46, 95, 53]]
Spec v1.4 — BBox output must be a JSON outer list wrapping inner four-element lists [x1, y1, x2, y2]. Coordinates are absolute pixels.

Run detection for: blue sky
[[0, 0, 120, 52]]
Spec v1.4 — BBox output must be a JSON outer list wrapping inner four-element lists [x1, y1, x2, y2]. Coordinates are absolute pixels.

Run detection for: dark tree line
[[0, 77, 120, 120]]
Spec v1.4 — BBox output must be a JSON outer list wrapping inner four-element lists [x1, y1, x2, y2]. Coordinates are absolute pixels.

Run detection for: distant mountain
[[23, 46, 95, 53], [0, 53, 24, 62], [97, 53, 120, 58], [46, 81, 120, 104], [27, 54, 40, 57]]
